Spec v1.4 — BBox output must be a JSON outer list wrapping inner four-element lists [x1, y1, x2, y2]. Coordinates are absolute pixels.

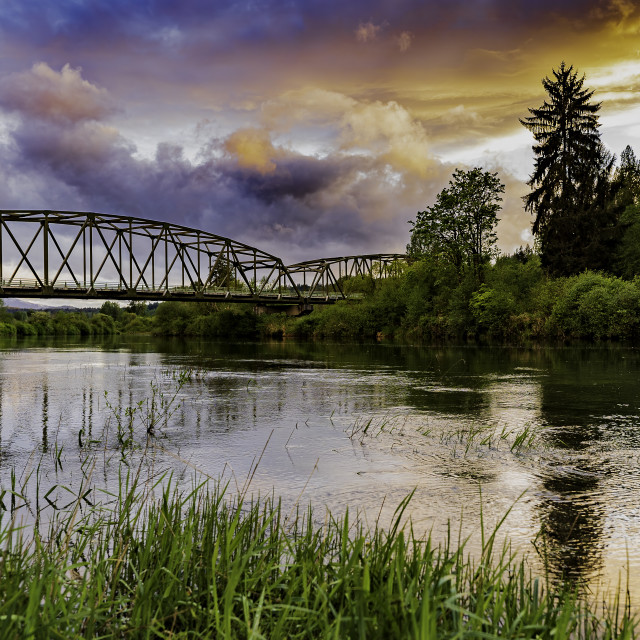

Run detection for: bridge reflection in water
[[0, 210, 405, 308]]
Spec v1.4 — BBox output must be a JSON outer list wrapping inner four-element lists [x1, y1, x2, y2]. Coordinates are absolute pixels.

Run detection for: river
[[1, 337, 639, 600]]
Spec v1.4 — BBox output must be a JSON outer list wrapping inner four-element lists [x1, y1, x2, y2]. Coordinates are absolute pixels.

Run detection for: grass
[[0, 464, 637, 639], [0, 375, 636, 638]]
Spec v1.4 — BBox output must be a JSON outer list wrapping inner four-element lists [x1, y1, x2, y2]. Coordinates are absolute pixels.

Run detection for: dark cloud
[[0, 1, 628, 63], [4, 2, 634, 261], [223, 156, 350, 206], [0, 64, 427, 261]]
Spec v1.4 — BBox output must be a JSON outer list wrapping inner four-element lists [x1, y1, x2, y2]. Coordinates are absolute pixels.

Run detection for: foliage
[[409, 168, 504, 278], [285, 250, 640, 344], [153, 301, 264, 339], [1, 468, 637, 638], [470, 284, 516, 335], [100, 300, 125, 321], [615, 205, 640, 278], [548, 272, 640, 340], [0, 322, 16, 337], [521, 62, 620, 275], [614, 145, 640, 208], [125, 300, 149, 316]]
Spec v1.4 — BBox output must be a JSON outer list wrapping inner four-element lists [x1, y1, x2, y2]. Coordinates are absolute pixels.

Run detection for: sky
[[1, 0, 640, 264]]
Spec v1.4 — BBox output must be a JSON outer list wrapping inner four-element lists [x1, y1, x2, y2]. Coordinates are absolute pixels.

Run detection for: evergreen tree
[[613, 145, 640, 277], [614, 145, 640, 206], [521, 62, 611, 275]]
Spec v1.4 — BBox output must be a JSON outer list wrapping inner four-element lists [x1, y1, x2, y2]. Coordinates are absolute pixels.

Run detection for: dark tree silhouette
[[613, 145, 640, 277], [521, 62, 615, 274]]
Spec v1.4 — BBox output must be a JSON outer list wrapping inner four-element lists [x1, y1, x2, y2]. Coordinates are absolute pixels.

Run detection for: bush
[[122, 316, 154, 333], [549, 272, 640, 339], [15, 320, 37, 337], [29, 311, 54, 336], [0, 322, 16, 337], [470, 284, 516, 336], [91, 313, 117, 335]]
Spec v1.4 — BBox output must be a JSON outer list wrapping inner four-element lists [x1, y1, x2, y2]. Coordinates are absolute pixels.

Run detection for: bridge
[[0, 210, 405, 308]]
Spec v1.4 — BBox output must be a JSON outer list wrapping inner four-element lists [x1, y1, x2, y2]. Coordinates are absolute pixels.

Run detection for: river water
[[1, 337, 640, 599]]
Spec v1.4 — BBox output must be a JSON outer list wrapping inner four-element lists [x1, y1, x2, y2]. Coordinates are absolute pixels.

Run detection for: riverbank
[[4, 252, 640, 344], [1, 466, 636, 639], [149, 254, 640, 344]]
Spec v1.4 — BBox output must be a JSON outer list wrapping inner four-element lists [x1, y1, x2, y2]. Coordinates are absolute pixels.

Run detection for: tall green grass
[[0, 467, 636, 639], [0, 372, 636, 638]]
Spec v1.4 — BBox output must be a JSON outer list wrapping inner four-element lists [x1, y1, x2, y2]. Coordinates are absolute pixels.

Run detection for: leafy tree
[[521, 62, 618, 274], [126, 300, 149, 316], [408, 167, 504, 278], [100, 300, 124, 321]]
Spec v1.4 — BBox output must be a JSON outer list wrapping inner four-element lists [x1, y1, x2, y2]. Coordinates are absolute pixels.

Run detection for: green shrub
[[549, 272, 640, 339], [91, 313, 117, 335], [0, 322, 16, 337], [122, 315, 154, 333], [28, 311, 54, 336], [470, 284, 516, 336], [15, 320, 37, 337]]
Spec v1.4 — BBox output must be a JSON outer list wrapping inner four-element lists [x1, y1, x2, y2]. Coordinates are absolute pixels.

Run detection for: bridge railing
[[0, 211, 405, 303], [284, 254, 406, 300]]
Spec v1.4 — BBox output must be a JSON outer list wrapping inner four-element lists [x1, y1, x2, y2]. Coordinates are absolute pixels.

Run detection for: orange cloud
[[355, 21, 382, 43], [223, 128, 279, 174]]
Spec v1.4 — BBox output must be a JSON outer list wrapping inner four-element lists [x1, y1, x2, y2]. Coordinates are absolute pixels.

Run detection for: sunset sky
[[1, 0, 640, 263]]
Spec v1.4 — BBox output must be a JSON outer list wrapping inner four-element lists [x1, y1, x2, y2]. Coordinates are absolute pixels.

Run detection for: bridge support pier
[[254, 303, 314, 317]]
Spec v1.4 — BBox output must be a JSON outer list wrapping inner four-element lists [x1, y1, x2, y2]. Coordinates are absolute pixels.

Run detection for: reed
[[0, 377, 635, 638], [0, 467, 636, 639]]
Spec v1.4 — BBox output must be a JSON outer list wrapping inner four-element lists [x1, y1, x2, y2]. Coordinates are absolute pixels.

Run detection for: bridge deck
[[0, 210, 404, 304]]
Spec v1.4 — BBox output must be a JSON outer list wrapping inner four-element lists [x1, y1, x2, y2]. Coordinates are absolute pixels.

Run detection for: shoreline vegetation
[[4, 252, 640, 344], [1, 463, 637, 638], [0, 343, 638, 637]]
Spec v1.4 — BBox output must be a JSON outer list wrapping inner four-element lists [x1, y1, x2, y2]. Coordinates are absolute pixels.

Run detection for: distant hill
[[2, 298, 48, 310], [1, 298, 86, 311]]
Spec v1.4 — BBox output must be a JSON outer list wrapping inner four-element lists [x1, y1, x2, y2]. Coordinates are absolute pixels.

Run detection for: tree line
[[409, 61, 640, 280], [3, 65, 640, 346]]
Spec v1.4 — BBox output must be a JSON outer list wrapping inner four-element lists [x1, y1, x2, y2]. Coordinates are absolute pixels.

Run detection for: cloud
[[0, 62, 116, 123], [355, 21, 382, 43], [0, 65, 438, 260], [396, 31, 413, 52], [0, 56, 538, 261], [223, 128, 278, 174], [441, 105, 484, 126], [340, 99, 434, 177]]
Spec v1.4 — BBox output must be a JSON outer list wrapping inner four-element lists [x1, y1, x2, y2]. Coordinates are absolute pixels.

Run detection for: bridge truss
[[0, 210, 405, 305]]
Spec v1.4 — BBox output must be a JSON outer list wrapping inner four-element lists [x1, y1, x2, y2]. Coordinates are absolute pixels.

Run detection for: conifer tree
[[521, 62, 610, 274]]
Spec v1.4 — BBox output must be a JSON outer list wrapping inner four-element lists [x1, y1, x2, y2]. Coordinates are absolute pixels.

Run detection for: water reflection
[[533, 349, 640, 585], [0, 338, 640, 598]]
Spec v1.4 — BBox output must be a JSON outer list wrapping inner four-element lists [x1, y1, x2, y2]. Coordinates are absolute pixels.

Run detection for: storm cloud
[[1, 1, 639, 261], [0, 63, 455, 261]]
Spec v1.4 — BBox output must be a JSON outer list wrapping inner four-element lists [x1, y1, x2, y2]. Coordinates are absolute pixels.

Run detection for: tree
[[126, 300, 149, 316], [521, 62, 613, 274], [614, 145, 640, 207], [408, 167, 504, 278], [100, 300, 124, 321], [613, 145, 640, 277]]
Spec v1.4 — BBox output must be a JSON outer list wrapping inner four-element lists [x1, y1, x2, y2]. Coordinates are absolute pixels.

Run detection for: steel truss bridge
[[0, 210, 405, 307]]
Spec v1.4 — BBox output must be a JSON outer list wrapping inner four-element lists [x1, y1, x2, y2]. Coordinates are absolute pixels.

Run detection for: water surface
[[1, 337, 639, 600]]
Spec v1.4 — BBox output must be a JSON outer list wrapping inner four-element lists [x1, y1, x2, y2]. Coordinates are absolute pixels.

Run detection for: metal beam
[[0, 210, 405, 303]]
